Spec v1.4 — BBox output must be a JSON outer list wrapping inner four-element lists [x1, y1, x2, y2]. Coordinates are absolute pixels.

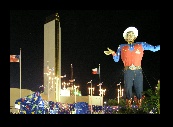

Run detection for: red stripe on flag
[[10, 55, 19, 62], [92, 68, 99, 74]]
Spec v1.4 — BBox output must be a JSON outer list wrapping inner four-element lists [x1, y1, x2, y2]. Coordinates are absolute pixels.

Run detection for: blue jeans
[[124, 69, 143, 100]]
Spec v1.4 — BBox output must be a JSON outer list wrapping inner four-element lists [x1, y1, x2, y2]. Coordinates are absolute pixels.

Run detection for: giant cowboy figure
[[104, 27, 160, 108]]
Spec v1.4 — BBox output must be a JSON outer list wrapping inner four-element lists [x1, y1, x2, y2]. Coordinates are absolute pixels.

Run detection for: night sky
[[10, 10, 160, 100]]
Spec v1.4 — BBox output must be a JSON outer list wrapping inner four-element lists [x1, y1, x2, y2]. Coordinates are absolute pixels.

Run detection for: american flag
[[92, 68, 99, 74], [10, 55, 20, 62]]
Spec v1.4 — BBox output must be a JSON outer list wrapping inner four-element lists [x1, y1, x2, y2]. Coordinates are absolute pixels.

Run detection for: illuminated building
[[43, 13, 61, 102]]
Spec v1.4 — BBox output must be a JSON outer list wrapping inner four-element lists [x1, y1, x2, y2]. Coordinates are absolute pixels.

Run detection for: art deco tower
[[44, 13, 61, 102]]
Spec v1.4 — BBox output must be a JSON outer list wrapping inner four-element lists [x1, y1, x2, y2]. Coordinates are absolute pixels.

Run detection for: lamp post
[[117, 82, 124, 104], [56, 77, 59, 102], [117, 89, 120, 104], [117, 82, 121, 97], [74, 85, 79, 103], [56, 74, 66, 102], [121, 89, 124, 97], [62, 82, 67, 90], [44, 61, 51, 101], [99, 88, 106, 106], [88, 80, 94, 114], [48, 76, 51, 100], [97, 82, 103, 96], [98, 82, 103, 106]]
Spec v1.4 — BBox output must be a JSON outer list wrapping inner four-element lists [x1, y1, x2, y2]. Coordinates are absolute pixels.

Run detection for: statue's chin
[[128, 41, 134, 44]]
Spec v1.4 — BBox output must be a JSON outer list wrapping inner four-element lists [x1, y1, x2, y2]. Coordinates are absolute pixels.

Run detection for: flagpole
[[98, 64, 101, 106], [20, 48, 21, 98], [99, 64, 101, 83]]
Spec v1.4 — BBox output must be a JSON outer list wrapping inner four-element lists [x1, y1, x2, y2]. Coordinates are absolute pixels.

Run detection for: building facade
[[44, 13, 61, 102]]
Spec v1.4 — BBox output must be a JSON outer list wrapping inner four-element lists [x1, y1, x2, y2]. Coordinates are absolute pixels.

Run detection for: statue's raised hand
[[104, 47, 115, 55]]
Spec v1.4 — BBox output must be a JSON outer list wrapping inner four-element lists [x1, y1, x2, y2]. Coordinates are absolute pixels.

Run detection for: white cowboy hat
[[123, 27, 138, 39]]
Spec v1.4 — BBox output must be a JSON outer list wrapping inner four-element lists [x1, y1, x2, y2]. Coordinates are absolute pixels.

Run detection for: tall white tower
[[44, 13, 61, 102]]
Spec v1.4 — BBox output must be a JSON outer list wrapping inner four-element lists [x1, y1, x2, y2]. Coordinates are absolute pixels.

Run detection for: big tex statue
[[104, 27, 160, 108]]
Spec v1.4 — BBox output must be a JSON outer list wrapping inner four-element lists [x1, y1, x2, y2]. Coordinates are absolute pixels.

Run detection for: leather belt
[[124, 65, 142, 70]]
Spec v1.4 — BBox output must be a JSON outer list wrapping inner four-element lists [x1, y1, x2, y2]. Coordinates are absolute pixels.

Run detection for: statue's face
[[125, 31, 136, 44]]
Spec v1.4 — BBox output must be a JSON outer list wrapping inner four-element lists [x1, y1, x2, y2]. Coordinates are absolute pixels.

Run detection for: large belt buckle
[[129, 64, 136, 70]]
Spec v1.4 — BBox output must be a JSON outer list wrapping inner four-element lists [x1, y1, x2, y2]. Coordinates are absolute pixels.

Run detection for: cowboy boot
[[137, 99, 142, 108], [126, 99, 132, 108]]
